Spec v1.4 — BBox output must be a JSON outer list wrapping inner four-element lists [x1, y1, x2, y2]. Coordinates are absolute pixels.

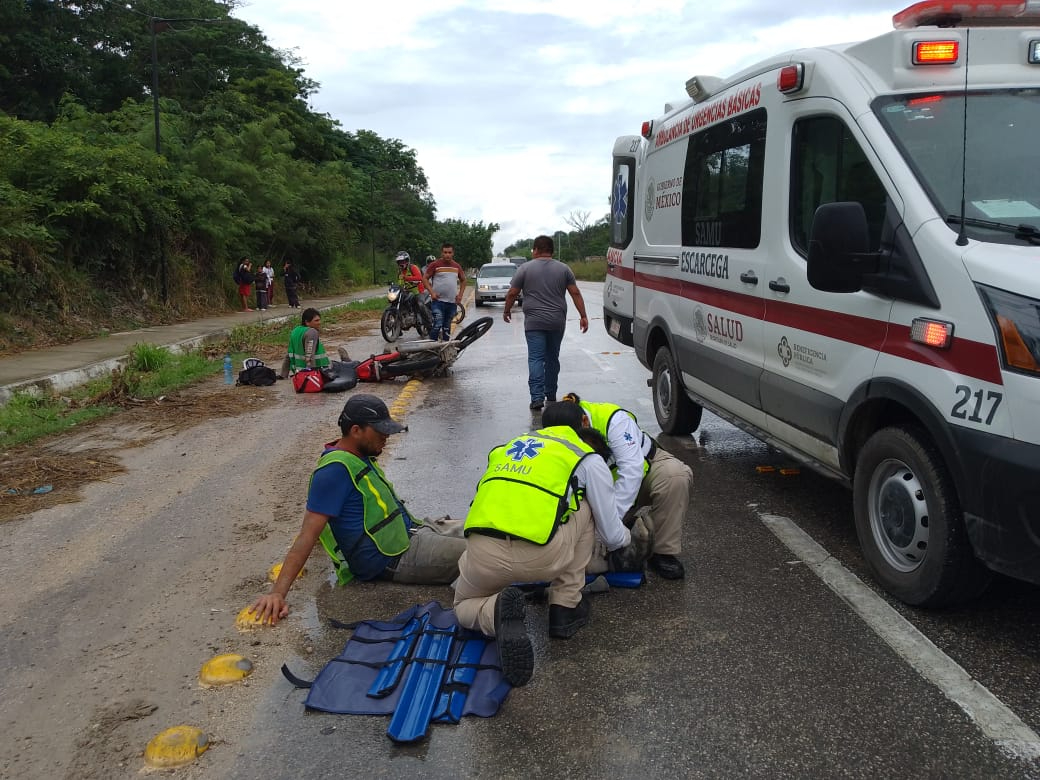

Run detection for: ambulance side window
[[790, 116, 886, 256], [611, 159, 635, 249], [681, 107, 767, 249]]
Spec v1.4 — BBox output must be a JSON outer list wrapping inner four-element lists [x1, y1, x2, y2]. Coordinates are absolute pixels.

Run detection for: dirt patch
[[65, 699, 159, 780]]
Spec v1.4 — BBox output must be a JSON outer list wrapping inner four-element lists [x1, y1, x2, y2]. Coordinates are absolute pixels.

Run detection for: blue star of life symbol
[[506, 438, 543, 462], [613, 173, 628, 225], [623, 431, 634, 443]]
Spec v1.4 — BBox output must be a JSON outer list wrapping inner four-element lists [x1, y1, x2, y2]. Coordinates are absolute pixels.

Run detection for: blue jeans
[[430, 299, 456, 341], [525, 329, 564, 403]]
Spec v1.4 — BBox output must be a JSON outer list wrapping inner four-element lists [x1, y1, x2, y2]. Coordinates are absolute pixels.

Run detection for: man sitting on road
[[250, 395, 467, 625], [453, 401, 643, 686], [543, 393, 693, 579], [278, 307, 350, 379]]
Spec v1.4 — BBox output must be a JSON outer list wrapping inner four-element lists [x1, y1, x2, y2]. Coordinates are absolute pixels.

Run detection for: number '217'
[[951, 385, 1003, 425]]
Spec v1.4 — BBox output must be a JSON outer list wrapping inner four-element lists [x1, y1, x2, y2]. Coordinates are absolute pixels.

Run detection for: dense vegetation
[[0, 0, 498, 353]]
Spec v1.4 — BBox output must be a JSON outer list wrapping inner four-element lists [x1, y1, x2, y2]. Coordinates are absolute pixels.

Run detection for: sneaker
[[529, 399, 544, 411], [494, 587, 533, 686], [547, 595, 590, 639], [647, 553, 686, 580]]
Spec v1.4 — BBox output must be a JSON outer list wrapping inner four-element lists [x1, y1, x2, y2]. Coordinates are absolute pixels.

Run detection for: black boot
[[494, 587, 533, 686], [548, 595, 590, 639], [647, 553, 686, 580]]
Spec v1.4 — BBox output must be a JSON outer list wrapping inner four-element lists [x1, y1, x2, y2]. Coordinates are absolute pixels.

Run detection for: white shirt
[[571, 455, 631, 551], [604, 411, 648, 520]]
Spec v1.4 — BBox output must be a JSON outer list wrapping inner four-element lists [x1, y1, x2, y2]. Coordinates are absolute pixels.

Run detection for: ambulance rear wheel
[[651, 346, 702, 435], [853, 425, 990, 607]]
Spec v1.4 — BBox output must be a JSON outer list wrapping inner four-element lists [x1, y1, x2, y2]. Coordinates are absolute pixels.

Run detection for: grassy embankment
[[0, 299, 384, 450], [568, 259, 608, 282]]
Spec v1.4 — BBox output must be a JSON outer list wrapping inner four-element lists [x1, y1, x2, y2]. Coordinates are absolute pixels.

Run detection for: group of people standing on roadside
[[250, 232, 695, 688], [235, 257, 301, 312]]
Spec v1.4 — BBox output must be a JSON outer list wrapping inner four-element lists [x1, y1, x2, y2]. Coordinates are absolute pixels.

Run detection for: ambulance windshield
[[875, 89, 1040, 245]]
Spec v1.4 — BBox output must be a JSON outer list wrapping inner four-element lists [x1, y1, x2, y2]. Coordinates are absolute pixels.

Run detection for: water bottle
[[223, 354, 234, 385]]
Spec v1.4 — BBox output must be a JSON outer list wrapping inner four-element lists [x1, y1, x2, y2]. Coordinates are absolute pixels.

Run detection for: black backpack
[[237, 365, 278, 386]]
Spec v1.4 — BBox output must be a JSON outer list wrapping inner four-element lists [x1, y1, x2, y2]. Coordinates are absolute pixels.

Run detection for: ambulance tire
[[651, 346, 702, 435], [853, 425, 990, 608]]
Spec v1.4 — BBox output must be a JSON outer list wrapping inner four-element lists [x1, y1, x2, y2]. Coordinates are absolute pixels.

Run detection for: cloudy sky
[[233, 1, 899, 254]]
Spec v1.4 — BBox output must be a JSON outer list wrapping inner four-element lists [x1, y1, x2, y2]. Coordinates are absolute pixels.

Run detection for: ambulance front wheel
[[853, 425, 990, 608], [651, 346, 702, 435]]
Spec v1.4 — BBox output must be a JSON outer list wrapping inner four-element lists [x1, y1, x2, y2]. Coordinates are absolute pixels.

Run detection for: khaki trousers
[[387, 518, 467, 585], [639, 447, 692, 556], [453, 503, 594, 636]]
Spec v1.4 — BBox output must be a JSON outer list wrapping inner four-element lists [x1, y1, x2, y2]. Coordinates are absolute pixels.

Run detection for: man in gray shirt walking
[[503, 235, 589, 411]]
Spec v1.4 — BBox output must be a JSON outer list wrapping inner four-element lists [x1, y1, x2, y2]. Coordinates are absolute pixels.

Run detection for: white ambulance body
[[604, 0, 1040, 606]]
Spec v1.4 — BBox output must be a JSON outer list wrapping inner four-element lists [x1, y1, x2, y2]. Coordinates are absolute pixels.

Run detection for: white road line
[[759, 512, 1040, 765], [580, 348, 618, 373]]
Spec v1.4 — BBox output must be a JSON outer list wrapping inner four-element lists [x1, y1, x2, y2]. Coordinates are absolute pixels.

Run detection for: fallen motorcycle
[[381, 281, 433, 342], [316, 316, 493, 391]]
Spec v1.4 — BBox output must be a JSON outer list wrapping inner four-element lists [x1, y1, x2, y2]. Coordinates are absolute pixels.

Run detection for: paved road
[[224, 283, 1040, 778]]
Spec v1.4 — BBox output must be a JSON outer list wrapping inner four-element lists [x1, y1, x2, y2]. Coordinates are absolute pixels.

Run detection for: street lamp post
[[148, 15, 221, 305], [150, 17, 168, 304]]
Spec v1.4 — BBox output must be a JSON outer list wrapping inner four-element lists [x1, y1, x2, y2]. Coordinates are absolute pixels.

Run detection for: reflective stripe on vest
[[310, 450, 411, 585], [579, 400, 650, 479], [464, 426, 592, 545], [288, 325, 329, 372]]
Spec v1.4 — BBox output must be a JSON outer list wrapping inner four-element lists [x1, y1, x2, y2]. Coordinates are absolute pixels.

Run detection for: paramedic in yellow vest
[[453, 403, 635, 686], [249, 395, 466, 625], [545, 393, 693, 580]]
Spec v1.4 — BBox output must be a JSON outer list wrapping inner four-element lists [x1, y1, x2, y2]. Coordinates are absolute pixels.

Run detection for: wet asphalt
[[221, 282, 1040, 779]]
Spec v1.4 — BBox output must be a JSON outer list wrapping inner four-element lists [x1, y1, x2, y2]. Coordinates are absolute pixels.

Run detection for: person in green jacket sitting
[[279, 307, 350, 379], [249, 394, 466, 626]]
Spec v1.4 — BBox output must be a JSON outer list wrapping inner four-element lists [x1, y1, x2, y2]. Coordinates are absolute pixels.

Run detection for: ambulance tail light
[[913, 40, 959, 65], [777, 64, 804, 94], [911, 318, 954, 349], [641, 120, 653, 139], [978, 284, 1040, 375]]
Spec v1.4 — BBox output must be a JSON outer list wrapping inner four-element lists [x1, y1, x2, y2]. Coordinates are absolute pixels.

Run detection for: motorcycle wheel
[[454, 303, 466, 325], [380, 354, 442, 377], [380, 309, 402, 342], [417, 304, 433, 338], [453, 316, 493, 351]]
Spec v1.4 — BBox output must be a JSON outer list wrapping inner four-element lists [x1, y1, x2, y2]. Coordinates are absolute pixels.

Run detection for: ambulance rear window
[[680, 108, 766, 249]]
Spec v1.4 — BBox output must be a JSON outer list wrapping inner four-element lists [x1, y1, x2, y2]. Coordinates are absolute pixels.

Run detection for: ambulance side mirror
[[806, 202, 874, 294]]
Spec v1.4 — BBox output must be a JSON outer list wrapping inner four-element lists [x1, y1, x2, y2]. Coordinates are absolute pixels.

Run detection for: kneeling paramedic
[[453, 403, 637, 686], [250, 395, 466, 625], [545, 393, 693, 579]]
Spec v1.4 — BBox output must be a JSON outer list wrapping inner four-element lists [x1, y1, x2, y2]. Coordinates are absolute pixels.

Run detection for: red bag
[[292, 368, 325, 393]]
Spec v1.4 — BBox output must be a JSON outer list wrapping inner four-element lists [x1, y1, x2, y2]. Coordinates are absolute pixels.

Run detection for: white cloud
[[234, 1, 896, 253]]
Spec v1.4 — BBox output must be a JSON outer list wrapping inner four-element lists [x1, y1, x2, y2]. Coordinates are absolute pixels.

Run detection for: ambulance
[[604, 0, 1040, 606]]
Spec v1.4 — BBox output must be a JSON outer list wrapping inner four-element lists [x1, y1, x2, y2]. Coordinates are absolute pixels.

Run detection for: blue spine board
[[433, 637, 488, 724], [367, 615, 426, 699], [386, 625, 457, 743]]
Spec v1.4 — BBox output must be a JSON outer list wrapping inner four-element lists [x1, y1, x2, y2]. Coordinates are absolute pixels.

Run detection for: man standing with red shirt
[[422, 243, 467, 341]]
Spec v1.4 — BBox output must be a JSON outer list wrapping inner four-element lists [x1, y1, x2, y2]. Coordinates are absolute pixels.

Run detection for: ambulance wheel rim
[[655, 367, 674, 417], [867, 457, 928, 574]]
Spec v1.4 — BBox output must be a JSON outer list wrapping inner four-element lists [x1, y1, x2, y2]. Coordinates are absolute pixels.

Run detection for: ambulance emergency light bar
[[894, 0, 1040, 29]]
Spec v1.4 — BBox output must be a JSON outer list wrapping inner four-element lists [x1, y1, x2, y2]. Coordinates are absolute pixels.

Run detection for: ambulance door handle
[[768, 278, 790, 294], [739, 271, 758, 285]]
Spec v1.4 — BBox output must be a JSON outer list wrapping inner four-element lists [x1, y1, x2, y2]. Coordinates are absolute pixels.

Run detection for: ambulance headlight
[[978, 284, 1040, 375]]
